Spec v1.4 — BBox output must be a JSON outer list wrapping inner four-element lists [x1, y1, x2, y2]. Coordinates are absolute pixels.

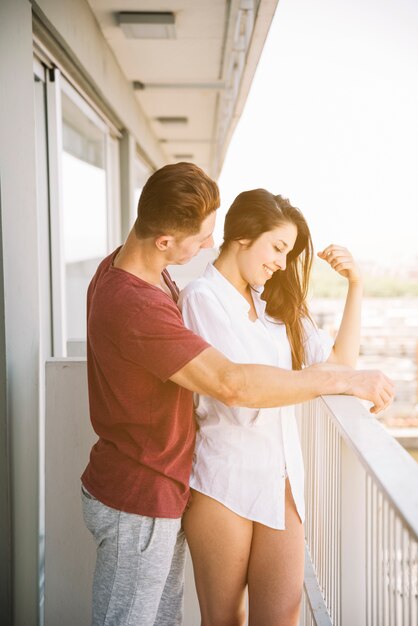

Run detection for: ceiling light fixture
[[133, 81, 225, 90], [156, 117, 188, 125], [117, 12, 176, 39]]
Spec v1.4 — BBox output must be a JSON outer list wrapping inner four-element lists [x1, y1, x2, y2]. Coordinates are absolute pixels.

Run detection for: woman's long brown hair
[[221, 190, 314, 369]]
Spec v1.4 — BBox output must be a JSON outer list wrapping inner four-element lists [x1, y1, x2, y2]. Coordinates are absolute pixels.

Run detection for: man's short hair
[[135, 162, 220, 239]]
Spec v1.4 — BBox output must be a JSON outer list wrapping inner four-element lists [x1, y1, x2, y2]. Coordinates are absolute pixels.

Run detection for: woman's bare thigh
[[247, 480, 305, 626], [183, 489, 253, 626]]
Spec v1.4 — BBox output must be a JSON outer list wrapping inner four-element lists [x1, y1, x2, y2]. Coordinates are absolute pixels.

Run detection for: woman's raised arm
[[318, 244, 363, 367]]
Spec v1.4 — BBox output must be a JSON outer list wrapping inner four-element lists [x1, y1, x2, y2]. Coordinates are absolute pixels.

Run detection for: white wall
[[0, 1, 42, 623], [168, 247, 218, 290], [45, 358, 201, 625], [45, 359, 95, 625]]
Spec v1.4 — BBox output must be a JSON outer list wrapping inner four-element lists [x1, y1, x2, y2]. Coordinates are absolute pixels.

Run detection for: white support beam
[[0, 0, 42, 624], [119, 130, 137, 241], [46, 68, 67, 357]]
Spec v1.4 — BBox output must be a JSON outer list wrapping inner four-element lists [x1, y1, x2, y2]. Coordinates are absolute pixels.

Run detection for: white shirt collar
[[203, 263, 267, 318], [252, 285, 268, 318]]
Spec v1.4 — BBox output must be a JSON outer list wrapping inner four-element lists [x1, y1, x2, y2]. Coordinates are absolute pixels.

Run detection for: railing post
[[340, 439, 367, 625]]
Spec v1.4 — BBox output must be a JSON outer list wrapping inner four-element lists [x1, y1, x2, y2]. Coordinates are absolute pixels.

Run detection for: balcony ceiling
[[87, 0, 278, 176]]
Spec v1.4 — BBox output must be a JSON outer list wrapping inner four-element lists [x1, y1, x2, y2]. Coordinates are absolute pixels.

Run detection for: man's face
[[168, 212, 216, 265]]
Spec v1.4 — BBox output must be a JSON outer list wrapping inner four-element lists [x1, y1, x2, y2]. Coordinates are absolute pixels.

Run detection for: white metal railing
[[298, 395, 418, 626]]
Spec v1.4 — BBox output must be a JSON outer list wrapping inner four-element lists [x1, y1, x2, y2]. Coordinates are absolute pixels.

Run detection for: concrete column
[[119, 130, 137, 240], [0, 0, 42, 624], [0, 186, 11, 623]]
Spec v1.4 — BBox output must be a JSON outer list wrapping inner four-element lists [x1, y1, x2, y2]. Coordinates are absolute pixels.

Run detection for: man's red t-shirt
[[81, 249, 210, 518]]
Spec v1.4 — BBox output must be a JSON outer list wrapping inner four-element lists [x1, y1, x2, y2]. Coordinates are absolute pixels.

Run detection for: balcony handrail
[[320, 394, 418, 539]]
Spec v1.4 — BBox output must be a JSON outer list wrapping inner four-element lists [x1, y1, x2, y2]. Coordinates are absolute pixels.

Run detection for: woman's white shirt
[[178, 263, 334, 530]]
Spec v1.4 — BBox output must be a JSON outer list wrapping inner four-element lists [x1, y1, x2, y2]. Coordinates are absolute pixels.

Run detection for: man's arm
[[169, 347, 394, 415]]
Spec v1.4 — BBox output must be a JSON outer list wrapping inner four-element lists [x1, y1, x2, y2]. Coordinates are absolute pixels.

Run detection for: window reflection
[[61, 92, 108, 345], [62, 93, 107, 261]]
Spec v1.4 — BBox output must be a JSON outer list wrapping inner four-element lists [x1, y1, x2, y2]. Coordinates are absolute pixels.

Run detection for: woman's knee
[[202, 605, 246, 626], [253, 591, 302, 626]]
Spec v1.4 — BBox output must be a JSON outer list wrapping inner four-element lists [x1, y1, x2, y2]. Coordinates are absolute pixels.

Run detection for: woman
[[179, 189, 363, 626]]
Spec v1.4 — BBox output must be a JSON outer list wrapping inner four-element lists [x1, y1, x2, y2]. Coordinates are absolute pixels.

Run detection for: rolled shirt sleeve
[[303, 318, 335, 366]]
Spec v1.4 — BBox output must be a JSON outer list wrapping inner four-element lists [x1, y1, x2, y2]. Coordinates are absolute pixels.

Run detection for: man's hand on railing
[[344, 369, 395, 414], [309, 362, 395, 414]]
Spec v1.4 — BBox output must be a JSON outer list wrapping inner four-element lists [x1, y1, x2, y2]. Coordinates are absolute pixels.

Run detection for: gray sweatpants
[[81, 486, 186, 626]]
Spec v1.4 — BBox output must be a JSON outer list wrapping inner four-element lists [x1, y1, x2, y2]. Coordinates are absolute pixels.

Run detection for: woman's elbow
[[327, 348, 358, 368]]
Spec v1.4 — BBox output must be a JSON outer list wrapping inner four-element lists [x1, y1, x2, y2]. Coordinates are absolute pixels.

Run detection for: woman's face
[[237, 221, 298, 285]]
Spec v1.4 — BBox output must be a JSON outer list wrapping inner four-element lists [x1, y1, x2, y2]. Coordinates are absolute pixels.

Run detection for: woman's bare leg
[[247, 479, 305, 626], [183, 489, 253, 626]]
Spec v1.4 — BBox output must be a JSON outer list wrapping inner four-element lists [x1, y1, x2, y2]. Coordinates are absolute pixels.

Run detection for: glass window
[[61, 90, 109, 346], [62, 91, 107, 263]]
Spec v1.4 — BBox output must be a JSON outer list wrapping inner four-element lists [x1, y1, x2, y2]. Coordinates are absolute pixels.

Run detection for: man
[[81, 162, 393, 626]]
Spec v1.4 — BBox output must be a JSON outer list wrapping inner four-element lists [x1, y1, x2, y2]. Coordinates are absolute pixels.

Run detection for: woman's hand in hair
[[317, 245, 362, 284]]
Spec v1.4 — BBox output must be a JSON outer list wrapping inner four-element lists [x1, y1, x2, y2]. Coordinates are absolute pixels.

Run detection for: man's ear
[[155, 234, 175, 251]]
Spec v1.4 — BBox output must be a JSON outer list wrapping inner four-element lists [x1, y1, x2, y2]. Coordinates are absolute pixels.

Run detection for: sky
[[216, 0, 418, 266]]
